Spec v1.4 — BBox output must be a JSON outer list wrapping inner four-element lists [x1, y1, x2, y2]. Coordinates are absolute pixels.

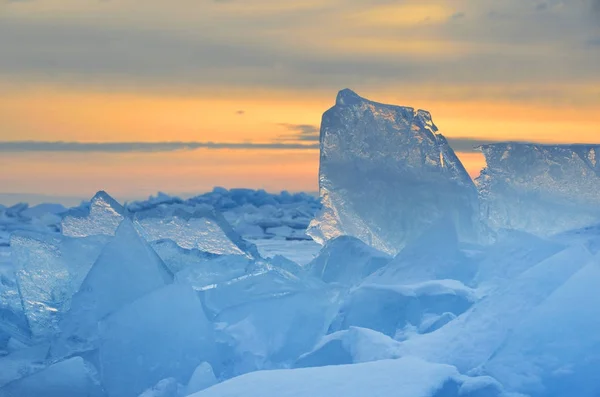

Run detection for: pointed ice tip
[[336, 89, 363, 106], [91, 190, 126, 213]]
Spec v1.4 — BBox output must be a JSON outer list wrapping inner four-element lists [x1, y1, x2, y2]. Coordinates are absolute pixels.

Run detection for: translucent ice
[[134, 206, 259, 258], [138, 378, 183, 397], [0, 356, 104, 397], [98, 284, 216, 397], [52, 219, 172, 357], [308, 89, 480, 255], [215, 287, 341, 375], [365, 217, 476, 286], [477, 143, 600, 236], [10, 231, 108, 340], [185, 362, 218, 395], [201, 263, 321, 316], [307, 236, 391, 286], [61, 191, 127, 238]]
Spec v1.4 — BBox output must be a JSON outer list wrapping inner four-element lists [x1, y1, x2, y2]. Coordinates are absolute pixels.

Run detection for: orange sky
[[1, 0, 599, 204]]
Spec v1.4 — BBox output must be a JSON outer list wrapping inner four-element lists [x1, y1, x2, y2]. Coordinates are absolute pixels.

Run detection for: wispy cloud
[[0, 141, 319, 153], [277, 124, 320, 142], [0, 138, 536, 154]]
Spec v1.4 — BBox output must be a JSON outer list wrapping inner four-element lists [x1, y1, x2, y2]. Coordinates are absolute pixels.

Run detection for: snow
[[189, 357, 505, 397], [330, 280, 476, 339], [308, 89, 480, 255]]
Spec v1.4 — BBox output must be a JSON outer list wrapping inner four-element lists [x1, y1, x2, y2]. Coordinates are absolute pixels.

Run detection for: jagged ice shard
[[477, 143, 600, 236], [61, 191, 127, 238], [308, 89, 479, 255]]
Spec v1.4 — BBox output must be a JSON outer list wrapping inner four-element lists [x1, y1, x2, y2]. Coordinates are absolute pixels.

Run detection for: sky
[[1, 0, 600, 205]]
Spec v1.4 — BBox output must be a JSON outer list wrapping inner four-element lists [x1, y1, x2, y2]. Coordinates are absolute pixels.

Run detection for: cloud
[[450, 12, 466, 20], [446, 138, 501, 153], [1, 138, 578, 155], [0, 141, 319, 153], [277, 124, 320, 142]]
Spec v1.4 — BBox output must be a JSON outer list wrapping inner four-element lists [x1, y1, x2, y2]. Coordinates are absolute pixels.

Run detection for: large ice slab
[[189, 356, 507, 397], [61, 191, 127, 238], [215, 287, 341, 376], [98, 284, 216, 397], [10, 231, 108, 340], [308, 89, 480, 255], [134, 206, 259, 258], [477, 143, 600, 236], [52, 220, 173, 357]]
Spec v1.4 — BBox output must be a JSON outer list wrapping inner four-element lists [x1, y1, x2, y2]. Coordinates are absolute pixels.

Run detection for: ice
[[482, 261, 600, 397], [52, 219, 172, 357], [134, 206, 259, 258], [307, 236, 391, 286], [61, 191, 127, 237], [268, 255, 305, 276], [0, 356, 104, 397], [98, 284, 216, 397], [174, 255, 254, 293], [308, 89, 480, 255], [0, 344, 49, 387], [151, 239, 221, 274], [473, 229, 566, 289], [215, 287, 341, 376], [189, 356, 507, 397], [477, 143, 600, 236], [201, 263, 323, 315], [138, 378, 183, 397], [185, 362, 218, 395], [398, 244, 593, 372], [330, 280, 477, 339], [295, 326, 402, 368], [10, 231, 108, 340], [252, 239, 322, 266], [365, 217, 476, 286]]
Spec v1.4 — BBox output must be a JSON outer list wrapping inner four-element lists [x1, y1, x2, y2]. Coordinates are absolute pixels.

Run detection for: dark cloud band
[[0, 141, 319, 152], [0, 138, 529, 154]]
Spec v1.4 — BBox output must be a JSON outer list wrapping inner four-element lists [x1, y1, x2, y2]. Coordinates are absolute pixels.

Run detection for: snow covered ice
[[308, 89, 480, 255], [3, 89, 600, 397]]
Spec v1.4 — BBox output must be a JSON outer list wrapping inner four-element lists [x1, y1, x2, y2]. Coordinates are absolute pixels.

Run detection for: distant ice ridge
[[308, 89, 480, 255], [477, 142, 600, 236]]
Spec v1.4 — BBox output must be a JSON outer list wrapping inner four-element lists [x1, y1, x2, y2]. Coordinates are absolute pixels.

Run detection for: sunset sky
[[1, 0, 600, 205]]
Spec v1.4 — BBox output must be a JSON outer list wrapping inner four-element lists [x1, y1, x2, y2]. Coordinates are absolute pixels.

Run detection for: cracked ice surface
[[477, 143, 600, 236]]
